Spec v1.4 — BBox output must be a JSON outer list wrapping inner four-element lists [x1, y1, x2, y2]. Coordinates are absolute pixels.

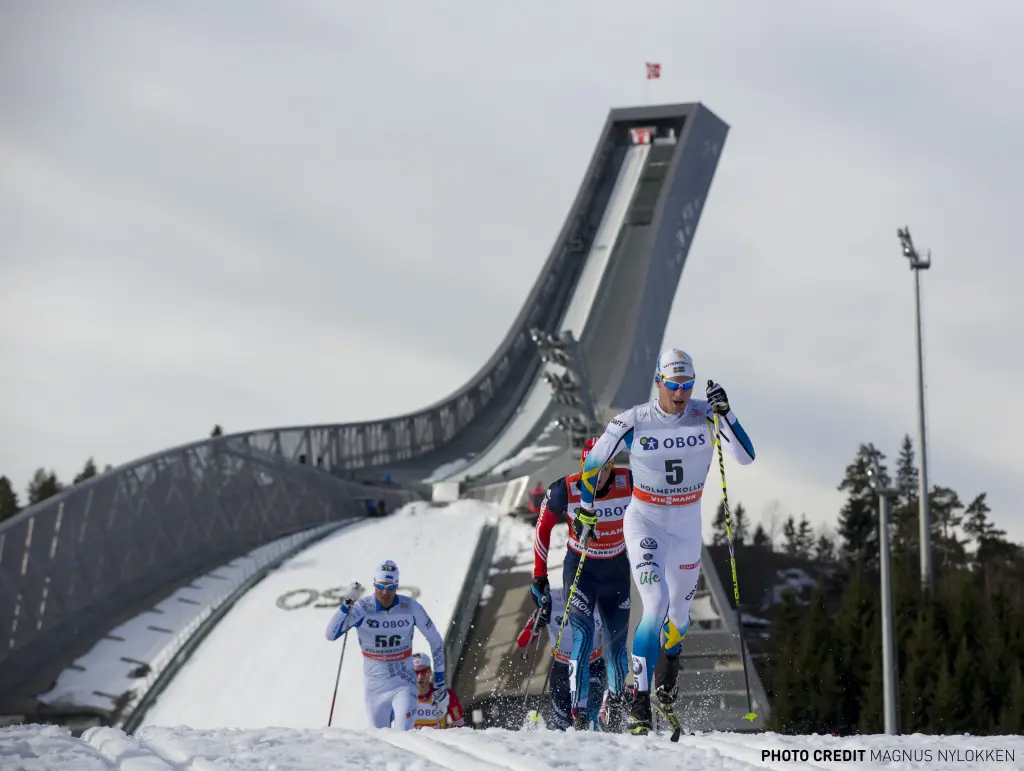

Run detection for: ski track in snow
[[2, 725, 1021, 771]]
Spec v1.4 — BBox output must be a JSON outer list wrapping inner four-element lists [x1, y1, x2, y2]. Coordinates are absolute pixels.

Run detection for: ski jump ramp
[[0, 103, 738, 727]]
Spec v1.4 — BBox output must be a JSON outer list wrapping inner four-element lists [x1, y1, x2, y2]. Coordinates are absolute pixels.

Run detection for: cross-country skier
[[532, 437, 633, 731], [411, 652, 466, 728], [518, 585, 607, 730], [325, 560, 448, 730], [577, 349, 755, 735]]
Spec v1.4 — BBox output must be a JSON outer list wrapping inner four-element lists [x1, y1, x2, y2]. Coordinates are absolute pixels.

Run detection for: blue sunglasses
[[375, 582, 398, 591], [656, 376, 694, 392]]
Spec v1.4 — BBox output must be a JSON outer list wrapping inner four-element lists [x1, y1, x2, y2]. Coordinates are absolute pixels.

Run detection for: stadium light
[[896, 226, 934, 592], [867, 455, 899, 736]]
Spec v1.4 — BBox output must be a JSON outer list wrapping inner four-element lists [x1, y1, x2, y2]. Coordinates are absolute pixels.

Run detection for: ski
[[651, 699, 682, 742]]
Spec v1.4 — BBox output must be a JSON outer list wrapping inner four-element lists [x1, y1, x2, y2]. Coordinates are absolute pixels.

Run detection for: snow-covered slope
[[138, 500, 501, 731], [3, 723, 1018, 771]]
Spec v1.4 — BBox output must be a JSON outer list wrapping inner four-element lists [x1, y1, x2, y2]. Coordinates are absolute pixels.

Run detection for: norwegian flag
[[646, 62, 661, 80]]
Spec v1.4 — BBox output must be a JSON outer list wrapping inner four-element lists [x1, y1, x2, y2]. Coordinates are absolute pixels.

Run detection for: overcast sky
[[2, 1, 1022, 544]]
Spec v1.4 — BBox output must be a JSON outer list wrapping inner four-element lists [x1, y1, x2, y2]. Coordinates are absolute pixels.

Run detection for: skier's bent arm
[[579, 408, 635, 509], [533, 480, 568, 578], [324, 603, 363, 641], [717, 410, 755, 465], [413, 600, 447, 683]]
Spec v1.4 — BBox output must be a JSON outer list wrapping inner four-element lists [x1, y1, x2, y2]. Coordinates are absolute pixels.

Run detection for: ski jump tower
[[0, 102, 769, 732]]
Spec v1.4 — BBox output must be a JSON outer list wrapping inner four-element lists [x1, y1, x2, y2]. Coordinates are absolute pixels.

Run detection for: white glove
[[340, 581, 363, 605]]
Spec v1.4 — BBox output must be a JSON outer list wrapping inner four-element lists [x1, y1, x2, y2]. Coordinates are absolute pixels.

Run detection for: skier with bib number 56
[[576, 349, 755, 736], [325, 560, 448, 730]]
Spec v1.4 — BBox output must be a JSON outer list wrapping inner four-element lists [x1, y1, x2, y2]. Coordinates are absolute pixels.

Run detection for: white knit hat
[[656, 348, 695, 381], [374, 559, 400, 587], [412, 652, 432, 671]]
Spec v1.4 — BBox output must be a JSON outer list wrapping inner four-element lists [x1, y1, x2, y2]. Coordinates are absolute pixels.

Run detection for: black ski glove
[[706, 380, 730, 415], [531, 576, 552, 627]]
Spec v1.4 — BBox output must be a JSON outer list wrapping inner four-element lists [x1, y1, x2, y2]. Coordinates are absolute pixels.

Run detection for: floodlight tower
[[867, 456, 900, 735], [896, 226, 933, 592]]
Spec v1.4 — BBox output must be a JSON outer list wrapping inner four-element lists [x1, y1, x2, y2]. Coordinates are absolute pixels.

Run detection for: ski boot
[[603, 690, 630, 733], [571, 708, 589, 731], [652, 653, 683, 741], [627, 687, 653, 736], [654, 652, 679, 710]]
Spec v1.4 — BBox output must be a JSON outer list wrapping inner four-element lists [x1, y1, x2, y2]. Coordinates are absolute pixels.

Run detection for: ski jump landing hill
[[0, 103, 767, 735]]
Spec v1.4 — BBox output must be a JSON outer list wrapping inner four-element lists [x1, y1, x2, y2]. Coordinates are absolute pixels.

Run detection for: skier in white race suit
[[325, 560, 448, 730], [575, 348, 755, 735]]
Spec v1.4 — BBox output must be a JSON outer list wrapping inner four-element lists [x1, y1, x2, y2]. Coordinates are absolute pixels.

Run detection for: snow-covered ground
[[3, 723, 1019, 770], [137, 500, 501, 731], [490, 510, 567, 572]]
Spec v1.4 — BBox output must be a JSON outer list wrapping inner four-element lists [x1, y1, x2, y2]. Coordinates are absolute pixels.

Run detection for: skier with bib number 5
[[576, 349, 755, 736]]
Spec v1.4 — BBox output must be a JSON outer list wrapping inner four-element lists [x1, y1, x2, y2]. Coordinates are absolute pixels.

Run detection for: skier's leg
[[624, 507, 669, 694], [365, 680, 394, 728], [390, 686, 418, 731], [548, 661, 572, 731], [585, 658, 608, 729], [562, 554, 597, 715], [623, 505, 668, 735], [661, 512, 702, 653], [656, 512, 703, 704], [596, 554, 632, 695]]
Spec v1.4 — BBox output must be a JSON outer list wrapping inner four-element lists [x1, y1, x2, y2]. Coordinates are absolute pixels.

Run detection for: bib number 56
[[664, 459, 684, 485]]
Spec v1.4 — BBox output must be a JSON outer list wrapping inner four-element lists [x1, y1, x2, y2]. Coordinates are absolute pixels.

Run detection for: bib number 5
[[664, 459, 684, 485]]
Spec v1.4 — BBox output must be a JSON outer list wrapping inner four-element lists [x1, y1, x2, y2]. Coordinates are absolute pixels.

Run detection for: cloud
[[1, 1, 1021, 545]]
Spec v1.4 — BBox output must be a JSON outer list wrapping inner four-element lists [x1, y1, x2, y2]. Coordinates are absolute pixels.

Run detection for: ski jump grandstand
[[0, 102, 769, 735]]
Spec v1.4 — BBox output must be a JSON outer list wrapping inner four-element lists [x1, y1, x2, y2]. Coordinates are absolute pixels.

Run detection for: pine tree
[[210, 424, 224, 437], [73, 458, 99, 484], [27, 469, 63, 506], [950, 635, 980, 732], [764, 589, 806, 731], [801, 587, 841, 732], [782, 515, 798, 557], [752, 524, 771, 549], [892, 435, 920, 555], [899, 598, 942, 734], [796, 515, 814, 558], [836, 444, 887, 570], [963, 493, 1018, 572], [0, 476, 19, 523], [712, 502, 728, 546], [930, 486, 968, 571], [831, 567, 876, 733], [732, 503, 748, 546], [814, 531, 837, 563], [999, 667, 1024, 734], [894, 435, 919, 504], [927, 651, 954, 733]]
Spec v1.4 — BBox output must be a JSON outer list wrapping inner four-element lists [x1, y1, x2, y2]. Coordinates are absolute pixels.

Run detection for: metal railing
[[0, 439, 416, 702], [118, 520, 356, 732]]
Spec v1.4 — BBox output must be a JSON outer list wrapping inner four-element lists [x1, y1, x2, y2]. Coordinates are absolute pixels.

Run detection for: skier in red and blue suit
[[531, 438, 634, 731]]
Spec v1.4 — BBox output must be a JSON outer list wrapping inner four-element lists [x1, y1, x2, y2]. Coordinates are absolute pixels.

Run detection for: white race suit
[[325, 594, 446, 729], [578, 397, 755, 691]]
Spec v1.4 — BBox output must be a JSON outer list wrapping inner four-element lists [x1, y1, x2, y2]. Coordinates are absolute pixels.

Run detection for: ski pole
[[707, 389, 757, 723], [519, 611, 545, 726], [327, 614, 352, 727], [539, 534, 591, 697]]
